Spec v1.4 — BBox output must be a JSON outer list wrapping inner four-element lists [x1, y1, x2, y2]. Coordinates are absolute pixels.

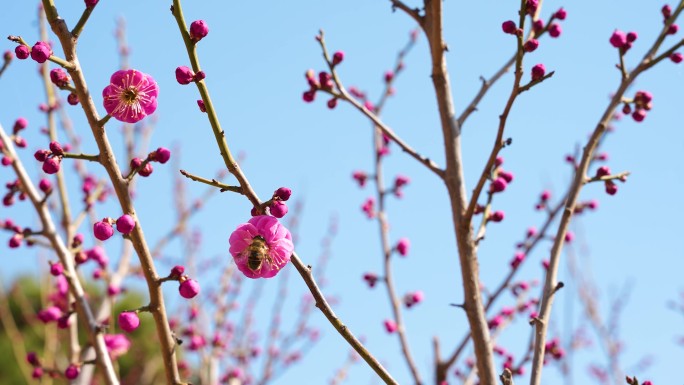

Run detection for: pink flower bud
[[67, 93, 79, 105], [524, 39, 539, 52], [498, 170, 514, 183], [175, 66, 195, 85], [489, 211, 505, 222], [38, 306, 62, 323], [609, 30, 627, 48], [327, 98, 338, 109], [383, 319, 398, 333], [548, 23, 562, 38], [302, 90, 316, 103], [34, 149, 49, 162], [488, 315, 504, 329], [38, 178, 52, 193], [332, 51, 344, 65], [15, 45, 29, 60], [273, 187, 292, 201], [170, 265, 185, 278], [30, 41, 52, 63], [118, 311, 140, 333], [189, 20, 209, 42], [605, 180, 618, 195], [668, 24, 679, 35], [50, 262, 63, 276], [13, 117, 28, 132], [394, 175, 410, 188], [384, 70, 394, 83], [179, 278, 200, 299], [193, 70, 206, 82], [564, 231, 574, 243], [197, 99, 206, 112], [93, 220, 114, 241], [531, 63, 546, 81], [116, 214, 136, 234], [510, 252, 525, 268], [27, 352, 40, 367], [363, 272, 379, 288], [49, 141, 64, 156], [42, 157, 61, 174], [671, 52, 683, 63], [152, 147, 171, 164], [65, 364, 80, 380], [50, 68, 70, 87], [396, 238, 410, 256], [502, 20, 517, 34], [352, 171, 368, 187], [269, 201, 288, 218], [490, 177, 508, 193], [596, 166, 611, 177], [554, 7, 567, 20], [85, 0, 99, 7]]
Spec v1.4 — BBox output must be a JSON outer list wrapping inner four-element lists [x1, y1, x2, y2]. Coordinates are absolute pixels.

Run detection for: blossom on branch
[[229, 215, 294, 279], [102, 69, 159, 123]]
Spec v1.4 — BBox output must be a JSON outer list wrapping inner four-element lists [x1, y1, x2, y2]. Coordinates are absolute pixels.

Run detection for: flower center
[[121, 87, 139, 104]]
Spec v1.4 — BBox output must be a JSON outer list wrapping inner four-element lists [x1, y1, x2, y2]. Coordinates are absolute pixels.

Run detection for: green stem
[[179, 169, 242, 193]]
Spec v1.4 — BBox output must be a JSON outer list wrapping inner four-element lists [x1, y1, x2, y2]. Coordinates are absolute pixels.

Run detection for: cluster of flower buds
[[626, 376, 653, 385], [503, 2, 566, 39], [622, 90, 653, 122], [544, 337, 566, 361], [48, 69, 79, 105], [266, 187, 292, 218], [609, 29, 638, 52], [93, 214, 136, 241], [128, 147, 171, 178], [167, 265, 200, 299], [14, 41, 52, 63], [34, 141, 70, 174], [535, 189, 551, 210], [2, 219, 34, 249], [489, 158, 514, 194], [595, 165, 626, 195], [303, 68, 337, 107], [5, 117, 29, 150], [3, 179, 26, 207], [662, 4, 679, 35], [175, 66, 206, 85], [574, 199, 599, 214]]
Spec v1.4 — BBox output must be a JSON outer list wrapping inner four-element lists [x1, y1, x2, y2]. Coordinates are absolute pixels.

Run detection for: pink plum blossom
[[102, 69, 158, 123], [229, 215, 294, 279]]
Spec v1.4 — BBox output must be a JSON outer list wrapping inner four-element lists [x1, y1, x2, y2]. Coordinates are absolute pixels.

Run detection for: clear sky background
[[1, 1, 683, 384]]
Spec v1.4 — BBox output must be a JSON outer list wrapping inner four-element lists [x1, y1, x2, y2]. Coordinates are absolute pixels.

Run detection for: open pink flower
[[102, 69, 158, 123], [229, 215, 294, 279]]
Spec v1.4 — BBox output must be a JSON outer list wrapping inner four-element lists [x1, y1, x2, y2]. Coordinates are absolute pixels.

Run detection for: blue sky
[[1, 1, 683, 384]]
